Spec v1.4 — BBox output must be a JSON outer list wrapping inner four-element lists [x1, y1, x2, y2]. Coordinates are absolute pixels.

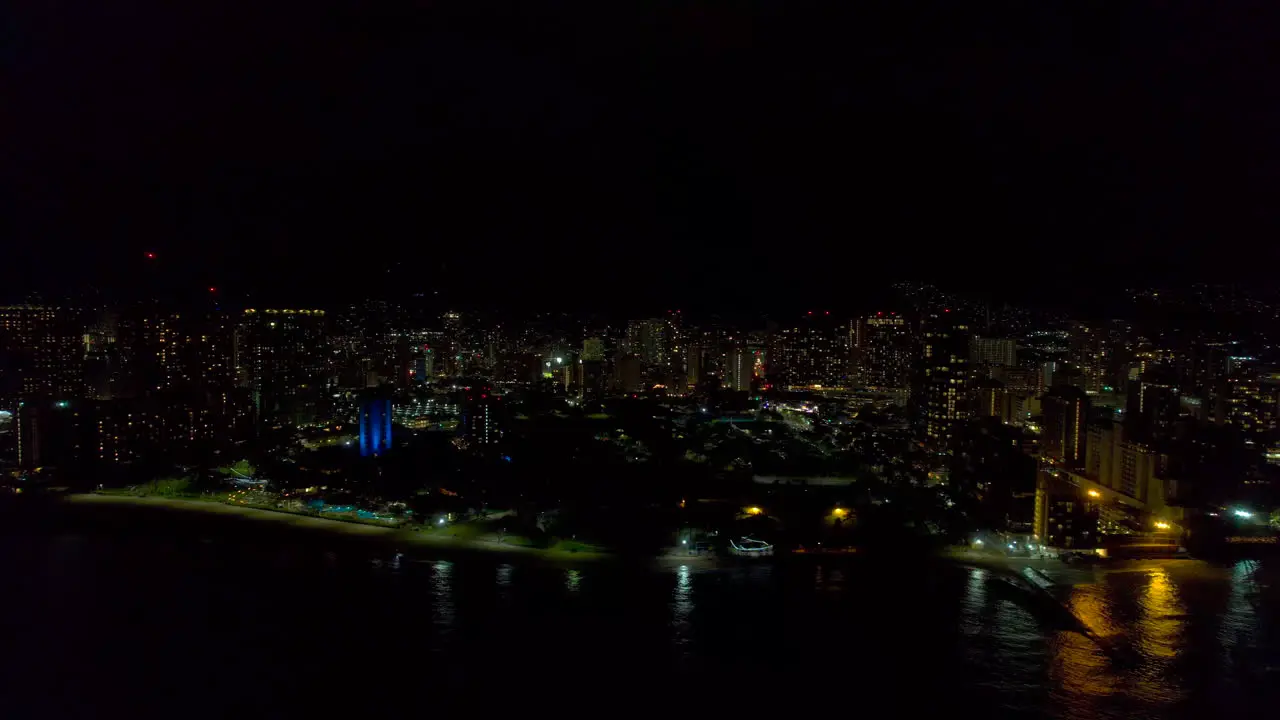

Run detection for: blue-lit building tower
[[359, 396, 393, 457]]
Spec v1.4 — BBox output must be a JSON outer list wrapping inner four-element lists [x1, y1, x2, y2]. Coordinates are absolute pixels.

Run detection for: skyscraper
[[0, 304, 86, 407], [1069, 323, 1110, 394], [685, 344, 702, 388], [920, 309, 971, 446], [856, 313, 912, 388], [358, 396, 393, 456], [1042, 385, 1089, 469], [969, 337, 1017, 367], [17, 398, 81, 470], [627, 319, 668, 367], [238, 308, 328, 424], [413, 347, 436, 381], [581, 336, 605, 362], [460, 388, 502, 446], [971, 378, 1008, 421], [726, 348, 753, 392], [775, 312, 849, 389]]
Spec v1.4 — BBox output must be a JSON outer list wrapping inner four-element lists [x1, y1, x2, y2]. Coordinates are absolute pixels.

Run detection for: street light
[[1087, 489, 1101, 499], [1154, 521, 1171, 530], [1234, 509, 1254, 519]]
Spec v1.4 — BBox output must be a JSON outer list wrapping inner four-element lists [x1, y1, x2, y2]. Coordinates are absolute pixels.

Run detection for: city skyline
[[8, 5, 1280, 716]]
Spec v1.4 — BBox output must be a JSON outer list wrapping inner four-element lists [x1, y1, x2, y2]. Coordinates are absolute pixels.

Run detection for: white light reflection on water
[[670, 564, 695, 668], [495, 563, 514, 606], [564, 568, 582, 593], [672, 565, 693, 629], [1221, 560, 1262, 674], [960, 567, 987, 639], [959, 565, 1045, 699], [430, 560, 456, 647]]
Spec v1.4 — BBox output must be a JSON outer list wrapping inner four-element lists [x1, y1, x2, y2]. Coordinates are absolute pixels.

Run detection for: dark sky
[[7, 2, 1280, 312]]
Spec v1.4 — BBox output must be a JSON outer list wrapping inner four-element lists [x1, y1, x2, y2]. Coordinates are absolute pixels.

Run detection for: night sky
[[7, 2, 1280, 312]]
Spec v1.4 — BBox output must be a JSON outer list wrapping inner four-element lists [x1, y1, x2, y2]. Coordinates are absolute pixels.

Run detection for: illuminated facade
[[685, 344, 702, 388], [921, 310, 971, 445], [358, 396, 393, 456], [392, 397, 458, 429], [238, 309, 327, 424], [627, 319, 669, 367], [581, 336, 605, 362], [1069, 323, 1111, 394], [1221, 369, 1280, 437], [1126, 375, 1181, 438], [971, 378, 1008, 421], [26, 394, 224, 468], [460, 389, 502, 446], [1042, 385, 1089, 469], [726, 348, 753, 392], [0, 305, 85, 406], [969, 337, 1017, 367], [775, 313, 849, 389], [856, 313, 911, 388], [17, 398, 80, 469]]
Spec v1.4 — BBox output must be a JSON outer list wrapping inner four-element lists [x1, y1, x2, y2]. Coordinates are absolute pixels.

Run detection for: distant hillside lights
[[243, 308, 325, 316]]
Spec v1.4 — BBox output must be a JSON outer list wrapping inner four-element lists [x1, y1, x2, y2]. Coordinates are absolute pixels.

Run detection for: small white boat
[[729, 537, 774, 556]]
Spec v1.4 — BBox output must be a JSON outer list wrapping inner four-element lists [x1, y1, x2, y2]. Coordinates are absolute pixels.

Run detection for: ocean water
[[3, 529, 1279, 719]]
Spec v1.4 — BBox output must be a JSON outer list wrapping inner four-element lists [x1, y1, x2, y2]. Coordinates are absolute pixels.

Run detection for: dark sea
[[4, 521, 1280, 719]]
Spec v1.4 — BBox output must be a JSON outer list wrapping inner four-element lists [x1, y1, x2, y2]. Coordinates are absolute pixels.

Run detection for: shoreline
[[52, 495, 1000, 573], [66, 493, 617, 566], [62, 494, 722, 569]]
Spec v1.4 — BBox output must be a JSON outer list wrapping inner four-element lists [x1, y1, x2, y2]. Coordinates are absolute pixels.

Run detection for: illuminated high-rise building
[[969, 337, 1017, 368], [1069, 323, 1110, 394], [16, 398, 81, 470], [581, 336, 605, 362], [775, 312, 849, 389], [665, 310, 686, 373], [971, 378, 1008, 421], [358, 395, 393, 456], [920, 309, 971, 446], [576, 360, 607, 401], [1042, 385, 1089, 469], [0, 304, 86, 407], [685, 344, 703, 388], [84, 393, 220, 466], [413, 347, 436, 381], [1220, 367, 1280, 438], [1125, 367, 1181, 440], [726, 348, 753, 392], [856, 313, 912, 388], [238, 308, 328, 424], [627, 319, 669, 367], [460, 387, 503, 446], [1085, 420, 1162, 501]]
